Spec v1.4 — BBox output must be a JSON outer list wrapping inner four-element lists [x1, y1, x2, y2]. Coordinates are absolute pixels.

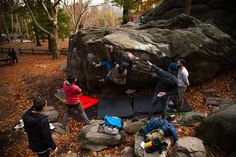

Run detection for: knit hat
[[168, 63, 178, 72]]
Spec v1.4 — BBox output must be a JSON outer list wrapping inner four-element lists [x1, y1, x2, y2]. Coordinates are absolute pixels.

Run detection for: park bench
[[0, 47, 10, 54], [19, 48, 50, 55]]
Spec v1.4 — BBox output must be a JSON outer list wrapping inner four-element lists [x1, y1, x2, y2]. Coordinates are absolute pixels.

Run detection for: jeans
[[100, 60, 113, 71], [37, 149, 50, 157], [178, 86, 187, 110], [149, 94, 170, 119], [63, 104, 90, 127]]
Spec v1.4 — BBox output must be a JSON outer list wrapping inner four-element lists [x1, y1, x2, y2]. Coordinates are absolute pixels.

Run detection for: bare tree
[[184, 0, 192, 15], [63, 0, 91, 33], [23, 0, 62, 59]]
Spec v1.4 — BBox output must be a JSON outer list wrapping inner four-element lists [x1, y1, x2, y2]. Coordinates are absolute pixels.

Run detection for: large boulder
[[77, 124, 125, 151], [68, 14, 236, 93], [143, 0, 236, 39], [171, 136, 206, 157], [196, 104, 236, 153]]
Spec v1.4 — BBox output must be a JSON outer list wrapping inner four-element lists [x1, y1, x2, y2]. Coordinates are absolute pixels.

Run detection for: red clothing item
[[63, 81, 82, 105]]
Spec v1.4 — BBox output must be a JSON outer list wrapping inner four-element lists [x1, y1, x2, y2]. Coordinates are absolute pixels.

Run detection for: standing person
[[23, 98, 57, 157], [10, 48, 18, 64], [177, 59, 190, 110], [147, 62, 178, 119], [62, 75, 93, 129]]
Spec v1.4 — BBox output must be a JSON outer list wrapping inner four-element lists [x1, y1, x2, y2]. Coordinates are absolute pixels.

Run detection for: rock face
[[68, 14, 236, 92], [171, 136, 206, 157], [77, 124, 124, 151], [196, 104, 236, 153], [143, 0, 236, 39]]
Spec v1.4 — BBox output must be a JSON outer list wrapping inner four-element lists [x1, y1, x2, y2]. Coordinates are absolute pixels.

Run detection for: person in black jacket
[[147, 61, 178, 119], [23, 98, 57, 157], [8, 48, 18, 64]]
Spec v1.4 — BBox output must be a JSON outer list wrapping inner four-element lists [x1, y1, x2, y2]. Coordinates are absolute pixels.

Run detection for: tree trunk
[[10, 14, 14, 33], [15, 14, 23, 42], [49, 35, 59, 59], [35, 33, 41, 46], [33, 23, 42, 46], [48, 6, 59, 59], [2, 15, 10, 42], [184, 0, 192, 15], [122, 7, 129, 24], [42, 35, 45, 42], [24, 19, 30, 39]]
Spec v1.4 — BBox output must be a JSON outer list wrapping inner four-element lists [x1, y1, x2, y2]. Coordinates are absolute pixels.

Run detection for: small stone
[[171, 136, 206, 157], [121, 146, 134, 157], [42, 106, 59, 122], [204, 89, 217, 97], [206, 97, 233, 106], [125, 120, 145, 134], [179, 112, 206, 125]]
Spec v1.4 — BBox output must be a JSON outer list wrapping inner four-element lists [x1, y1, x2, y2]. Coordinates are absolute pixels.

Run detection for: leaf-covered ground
[[0, 41, 235, 157]]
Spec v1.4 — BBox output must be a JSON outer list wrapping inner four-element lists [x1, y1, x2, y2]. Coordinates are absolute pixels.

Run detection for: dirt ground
[[0, 41, 235, 157]]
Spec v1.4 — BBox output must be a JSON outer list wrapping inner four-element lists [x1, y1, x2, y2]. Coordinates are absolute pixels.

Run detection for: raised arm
[[148, 61, 168, 78]]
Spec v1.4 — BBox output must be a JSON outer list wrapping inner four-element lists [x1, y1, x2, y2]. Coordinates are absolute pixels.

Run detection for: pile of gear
[[98, 115, 123, 135], [138, 118, 178, 154]]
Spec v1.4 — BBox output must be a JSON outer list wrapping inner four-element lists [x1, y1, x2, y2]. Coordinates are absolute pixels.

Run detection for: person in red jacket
[[62, 75, 92, 129]]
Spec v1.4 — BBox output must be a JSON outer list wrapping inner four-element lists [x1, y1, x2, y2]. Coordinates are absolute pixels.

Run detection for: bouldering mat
[[97, 97, 134, 119], [133, 96, 192, 114], [54, 91, 99, 110]]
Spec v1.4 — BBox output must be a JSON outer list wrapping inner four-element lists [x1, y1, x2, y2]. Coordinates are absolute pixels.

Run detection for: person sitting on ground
[[62, 75, 93, 130], [23, 97, 57, 157], [147, 62, 178, 119], [8, 48, 18, 64], [177, 59, 189, 111]]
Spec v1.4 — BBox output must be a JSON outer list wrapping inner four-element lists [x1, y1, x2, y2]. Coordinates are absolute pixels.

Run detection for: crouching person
[[23, 98, 57, 157]]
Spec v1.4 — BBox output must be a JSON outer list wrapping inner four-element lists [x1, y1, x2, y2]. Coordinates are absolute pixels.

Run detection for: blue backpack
[[103, 115, 123, 129]]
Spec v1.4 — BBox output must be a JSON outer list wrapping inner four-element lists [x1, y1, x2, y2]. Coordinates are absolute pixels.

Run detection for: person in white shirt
[[177, 59, 189, 110]]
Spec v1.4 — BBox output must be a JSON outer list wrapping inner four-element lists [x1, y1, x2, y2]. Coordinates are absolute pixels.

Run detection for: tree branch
[[53, 0, 62, 8], [75, 0, 91, 32], [22, 0, 52, 36], [37, 0, 53, 21], [63, 0, 76, 28]]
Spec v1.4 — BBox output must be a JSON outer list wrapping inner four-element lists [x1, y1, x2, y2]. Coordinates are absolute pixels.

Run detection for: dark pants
[[149, 95, 170, 119], [12, 56, 18, 64], [37, 149, 50, 157], [100, 60, 113, 82], [63, 104, 90, 127]]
